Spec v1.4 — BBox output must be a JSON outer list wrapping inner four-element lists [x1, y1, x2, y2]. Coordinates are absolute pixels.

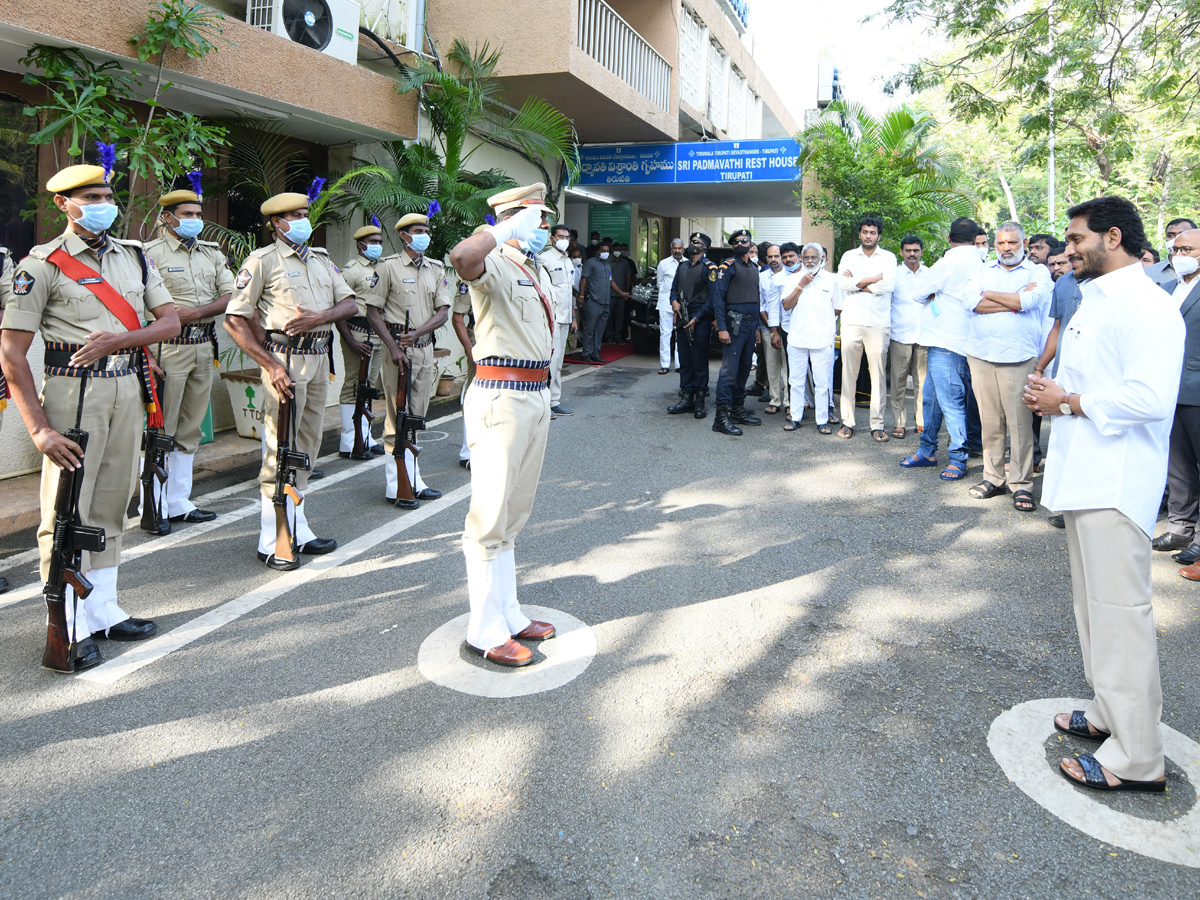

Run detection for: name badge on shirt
[[403, 278, 416, 284], [77, 277, 103, 285], [167, 267, 185, 272], [285, 270, 302, 277], [518, 279, 535, 287]]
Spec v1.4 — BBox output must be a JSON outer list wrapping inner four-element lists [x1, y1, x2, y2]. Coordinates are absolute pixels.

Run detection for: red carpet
[[565, 341, 634, 366]]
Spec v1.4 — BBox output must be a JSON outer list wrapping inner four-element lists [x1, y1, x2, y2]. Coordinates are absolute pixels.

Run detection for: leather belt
[[164, 322, 216, 345], [44, 343, 137, 377], [387, 323, 432, 349], [264, 330, 332, 353], [347, 315, 371, 330], [475, 365, 549, 383]]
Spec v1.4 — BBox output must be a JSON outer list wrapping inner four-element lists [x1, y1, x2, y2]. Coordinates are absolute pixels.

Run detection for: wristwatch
[[1059, 393, 1075, 416]]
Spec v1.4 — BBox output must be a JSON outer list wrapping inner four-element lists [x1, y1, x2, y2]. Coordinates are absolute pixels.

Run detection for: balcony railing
[[577, 0, 672, 111]]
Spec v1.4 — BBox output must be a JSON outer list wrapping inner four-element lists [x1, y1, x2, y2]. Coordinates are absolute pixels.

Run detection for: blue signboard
[[577, 138, 800, 187]]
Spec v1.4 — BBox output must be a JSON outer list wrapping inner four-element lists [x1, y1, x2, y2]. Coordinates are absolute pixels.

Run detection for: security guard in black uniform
[[706, 228, 762, 436], [667, 232, 719, 419]]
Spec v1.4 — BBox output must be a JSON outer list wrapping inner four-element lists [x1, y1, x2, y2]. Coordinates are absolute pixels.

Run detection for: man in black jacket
[[668, 233, 719, 419]]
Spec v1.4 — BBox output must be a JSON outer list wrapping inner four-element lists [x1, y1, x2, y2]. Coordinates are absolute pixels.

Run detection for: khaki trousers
[[839, 324, 889, 430], [381, 343, 434, 452], [337, 328, 386, 406], [38, 373, 142, 577], [966, 355, 1037, 491], [888, 342, 926, 430], [760, 326, 789, 408], [462, 385, 551, 560], [159, 342, 215, 454], [259, 351, 328, 498], [1063, 508, 1164, 781]]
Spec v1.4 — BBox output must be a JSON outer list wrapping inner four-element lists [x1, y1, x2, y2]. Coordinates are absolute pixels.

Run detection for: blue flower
[[186, 170, 204, 198], [427, 200, 441, 218], [95, 141, 117, 180], [307, 177, 327, 203]]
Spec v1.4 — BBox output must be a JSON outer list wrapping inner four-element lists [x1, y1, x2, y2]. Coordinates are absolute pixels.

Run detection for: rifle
[[391, 313, 424, 507], [350, 337, 381, 460], [140, 374, 175, 534], [43, 379, 107, 673], [272, 373, 310, 566]]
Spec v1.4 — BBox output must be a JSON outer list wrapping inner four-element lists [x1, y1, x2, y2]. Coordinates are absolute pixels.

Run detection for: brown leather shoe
[[514, 620, 556, 641], [1180, 562, 1200, 582], [467, 638, 533, 667]]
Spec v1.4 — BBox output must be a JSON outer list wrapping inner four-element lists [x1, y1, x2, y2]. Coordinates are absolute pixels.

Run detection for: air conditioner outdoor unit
[[247, 0, 360, 65]]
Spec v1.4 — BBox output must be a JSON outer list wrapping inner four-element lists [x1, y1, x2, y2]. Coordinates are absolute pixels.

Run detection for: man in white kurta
[[1026, 196, 1184, 792], [781, 242, 839, 431], [655, 239, 684, 373]]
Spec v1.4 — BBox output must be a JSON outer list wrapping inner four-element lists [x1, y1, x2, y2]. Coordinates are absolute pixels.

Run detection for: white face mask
[[612, 250, 622, 258], [599, 251, 610, 260], [1174, 254, 1200, 277], [555, 238, 569, 252], [977, 247, 989, 261]]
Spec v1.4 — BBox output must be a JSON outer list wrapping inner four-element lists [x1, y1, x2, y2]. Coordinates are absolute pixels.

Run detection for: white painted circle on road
[[988, 697, 1200, 867], [417, 605, 597, 698], [418, 430, 449, 443]]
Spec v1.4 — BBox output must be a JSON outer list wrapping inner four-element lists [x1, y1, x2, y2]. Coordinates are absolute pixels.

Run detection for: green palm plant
[[797, 99, 976, 259], [352, 39, 579, 260]]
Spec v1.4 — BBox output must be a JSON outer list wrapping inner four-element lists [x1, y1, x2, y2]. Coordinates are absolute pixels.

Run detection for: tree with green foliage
[[352, 39, 579, 260], [796, 100, 976, 260]]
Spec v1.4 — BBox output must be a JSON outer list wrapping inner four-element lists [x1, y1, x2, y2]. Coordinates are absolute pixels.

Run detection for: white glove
[[489, 206, 542, 246]]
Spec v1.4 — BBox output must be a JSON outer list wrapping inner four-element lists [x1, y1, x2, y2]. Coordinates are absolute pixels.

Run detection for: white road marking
[[988, 697, 1200, 867], [78, 483, 474, 685], [417, 606, 597, 698]]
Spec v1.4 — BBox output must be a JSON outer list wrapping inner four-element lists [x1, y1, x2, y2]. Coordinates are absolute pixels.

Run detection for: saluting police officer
[[447, 183, 558, 668], [335, 222, 387, 458], [0, 163, 181, 670], [143, 183, 232, 525], [365, 212, 450, 507], [0, 243, 12, 595], [704, 228, 764, 436], [223, 189, 357, 570], [668, 232, 719, 419]]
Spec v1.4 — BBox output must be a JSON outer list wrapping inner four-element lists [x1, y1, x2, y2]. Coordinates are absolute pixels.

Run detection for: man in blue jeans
[[900, 218, 983, 479]]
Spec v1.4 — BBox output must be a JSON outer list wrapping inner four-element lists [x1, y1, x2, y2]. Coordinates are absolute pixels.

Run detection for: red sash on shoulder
[[46, 247, 164, 427]]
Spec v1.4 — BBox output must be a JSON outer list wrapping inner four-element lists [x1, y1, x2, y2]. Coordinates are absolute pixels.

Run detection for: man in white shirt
[[538, 224, 577, 417], [1025, 196, 1183, 794], [758, 243, 788, 414], [889, 236, 928, 439], [654, 238, 685, 374], [964, 222, 1053, 511], [900, 218, 983, 481], [780, 242, 839, 433], [836, 217, 897, 440], [1145, 217, 1197, 286]]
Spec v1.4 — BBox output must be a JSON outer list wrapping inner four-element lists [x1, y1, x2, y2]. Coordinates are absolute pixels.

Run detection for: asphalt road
[[1, 356, 1199, 900]]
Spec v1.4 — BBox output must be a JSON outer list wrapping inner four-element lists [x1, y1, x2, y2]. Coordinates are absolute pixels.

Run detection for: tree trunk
[[995, 161, 1018, 221]]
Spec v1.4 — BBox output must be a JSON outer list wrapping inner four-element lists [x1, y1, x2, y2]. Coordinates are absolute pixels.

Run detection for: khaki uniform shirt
[[341, 255, 382, 318], [367, 251, 451, 325], [144, 233, 234, 322], [467, 243, 554, 362], [225, 241, 354, 330], [1, 230, 174, 339], [0, 246, 11, 311], [537, 245, 576, 325]]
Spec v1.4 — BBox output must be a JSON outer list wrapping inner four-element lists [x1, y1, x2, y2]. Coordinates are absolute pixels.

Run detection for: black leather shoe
[[1152, 532, 1191, 552], [415, 488, 442, 501], [667, 392, 695, 415], [459, 459, 471, 470], [0, 576, 8, 594], [550, 405, 574, 416], [370, 444, 385, 456], [170, 509, 216, 523], [298, 538, 337, 555], [141, 519, 171, 536], [310, 469, 326, 480], [96, 617, 158, 641], [393, 497, 420, 510], [694, 392, 707, 419], [257, 550, 301, 571], [730, 406, 761, 426], [72, 637, 103, 671], [1047, 514, 1066, 530], [712, 406, 742, 436], [1173, 542, 1200, 565]]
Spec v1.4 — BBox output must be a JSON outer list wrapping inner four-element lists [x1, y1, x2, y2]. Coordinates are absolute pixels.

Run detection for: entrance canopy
[[570, 138, 803, 218]]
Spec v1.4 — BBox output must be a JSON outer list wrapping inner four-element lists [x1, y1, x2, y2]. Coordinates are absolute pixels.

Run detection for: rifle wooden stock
[[272, 387, 310, 564], [391, 347, 419, 504], [43, 428, 106, 673]]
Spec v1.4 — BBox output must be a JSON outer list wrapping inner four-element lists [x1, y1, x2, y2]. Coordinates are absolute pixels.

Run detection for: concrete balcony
[[426, 0, 678, 143]]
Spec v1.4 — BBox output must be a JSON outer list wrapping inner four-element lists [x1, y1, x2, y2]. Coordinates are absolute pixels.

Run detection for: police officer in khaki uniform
[[335, 222, 387, 457], [450, 244, 479, 470], [0, 164, 180, 670], [223, 189, 357, 569], [365, 212, 450, 506], [448, 183, 558, 668], [0, 243, 13, 594], [143, 185, 233, 524]]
